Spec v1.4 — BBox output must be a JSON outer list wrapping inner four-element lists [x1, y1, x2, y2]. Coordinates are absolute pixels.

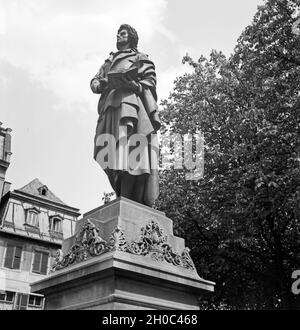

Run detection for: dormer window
[[25, 207, 40, 227], [49, 215, 63, 233], [38, 185, 48, 197]]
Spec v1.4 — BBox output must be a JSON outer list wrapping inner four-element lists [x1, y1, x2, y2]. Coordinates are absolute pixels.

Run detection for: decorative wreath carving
[[125, 221, 196, 269], [51, 220, 196, 272], [51, 220, 108, 271], [109, 226, 128, 252]]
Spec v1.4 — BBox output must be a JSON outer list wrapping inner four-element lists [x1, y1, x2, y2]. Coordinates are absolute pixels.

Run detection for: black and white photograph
[[0, 0, 299, 316]]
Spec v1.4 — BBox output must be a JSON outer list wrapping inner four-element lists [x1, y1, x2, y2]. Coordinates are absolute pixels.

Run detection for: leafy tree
[[101, 191, 115, 204], [156, 0, 300, 309]]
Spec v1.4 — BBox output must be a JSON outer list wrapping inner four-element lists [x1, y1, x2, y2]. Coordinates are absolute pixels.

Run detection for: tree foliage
[[101, 191, 116, 204], [156, 0, 300, 309]]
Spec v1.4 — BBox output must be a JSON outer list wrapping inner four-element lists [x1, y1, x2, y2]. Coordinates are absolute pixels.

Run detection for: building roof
[[16, 178, 67, 206]]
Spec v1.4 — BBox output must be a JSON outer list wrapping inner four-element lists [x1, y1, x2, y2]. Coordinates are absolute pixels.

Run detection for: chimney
[[0, 123, 12, 201]]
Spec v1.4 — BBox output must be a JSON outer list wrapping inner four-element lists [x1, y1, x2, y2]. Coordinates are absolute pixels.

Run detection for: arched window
[[38, 185, 48, 197]]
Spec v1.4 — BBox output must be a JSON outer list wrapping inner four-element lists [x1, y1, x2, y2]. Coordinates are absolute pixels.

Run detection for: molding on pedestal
[[51, 219, 196, 273]]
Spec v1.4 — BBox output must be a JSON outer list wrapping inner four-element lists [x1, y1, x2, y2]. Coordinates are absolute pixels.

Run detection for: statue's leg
[[120, 172, 135, 199], [106, 169, 122, 197], [132, 174, 147, 204]]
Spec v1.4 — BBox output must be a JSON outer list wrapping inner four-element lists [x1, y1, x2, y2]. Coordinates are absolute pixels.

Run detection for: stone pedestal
[[31, 197, 215, 310]]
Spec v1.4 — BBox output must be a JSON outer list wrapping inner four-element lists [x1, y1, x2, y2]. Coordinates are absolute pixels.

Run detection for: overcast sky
[[1, 0, 264, 214]]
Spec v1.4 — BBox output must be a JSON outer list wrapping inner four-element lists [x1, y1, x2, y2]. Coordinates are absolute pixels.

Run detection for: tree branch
[[273, 50, 300, 66]]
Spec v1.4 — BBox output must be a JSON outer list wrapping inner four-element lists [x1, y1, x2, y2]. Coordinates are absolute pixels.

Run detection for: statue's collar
[[111, 48, 137, 58], [107, 48, 138, 66]]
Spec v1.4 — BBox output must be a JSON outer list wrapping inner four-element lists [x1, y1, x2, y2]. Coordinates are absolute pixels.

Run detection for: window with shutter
[[32, 251, 49, 275], [25, 208, 40, 227], [53, 219, 61, 232], [12, 246, 22, 269], [32, 251, 41, 273], [27, 212, 38, 226], [4, 244, 14, 268], [28, 295, 43, 307], [49, 216, 63, 233], [40, 252, 48, 275], [6, 292, 14, 302], [28, 295, 34, 305], [20, 294, 28, 309], [4, 244, 22, 270], [35, 296, 42, 306], [17, 294, 28, 310], [0, 291, 15, 303]]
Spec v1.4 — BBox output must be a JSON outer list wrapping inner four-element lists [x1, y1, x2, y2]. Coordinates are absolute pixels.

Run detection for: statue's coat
[[91, 49, 160, 206]]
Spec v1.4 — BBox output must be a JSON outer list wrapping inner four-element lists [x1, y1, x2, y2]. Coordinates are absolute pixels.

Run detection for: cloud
[[158, 64, 194, 102], [0, 6, 6, 35], [0, 0, 172, 112], [156, 43, 196, 102]]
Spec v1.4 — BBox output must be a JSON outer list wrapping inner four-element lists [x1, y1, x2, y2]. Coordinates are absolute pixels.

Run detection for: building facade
[[0, 123, 80, 310]]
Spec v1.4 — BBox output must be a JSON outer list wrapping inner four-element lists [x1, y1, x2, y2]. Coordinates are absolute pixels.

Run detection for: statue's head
[[116, 24, 139, 50]]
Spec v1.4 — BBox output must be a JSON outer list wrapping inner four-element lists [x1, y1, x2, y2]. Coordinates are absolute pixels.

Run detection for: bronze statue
[[91, 24, 160, 206]]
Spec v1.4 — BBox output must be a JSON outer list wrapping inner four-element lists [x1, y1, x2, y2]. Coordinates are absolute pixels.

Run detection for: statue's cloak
[[91, 49, 161, 206]]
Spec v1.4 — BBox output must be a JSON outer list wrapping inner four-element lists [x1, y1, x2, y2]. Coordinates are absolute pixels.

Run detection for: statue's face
[[116, 28, 130, 50]]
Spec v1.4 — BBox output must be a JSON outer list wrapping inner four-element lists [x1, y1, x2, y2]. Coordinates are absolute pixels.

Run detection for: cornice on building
[[0, 227, 62, 247], [10, 190, 81, 217]]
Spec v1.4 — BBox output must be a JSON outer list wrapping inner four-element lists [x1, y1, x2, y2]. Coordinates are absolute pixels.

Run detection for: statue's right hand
[[99, 78, 109, 91], [92, 78, 109, 93], [91, 79, 101, 94], [100, 78, 108, 85]]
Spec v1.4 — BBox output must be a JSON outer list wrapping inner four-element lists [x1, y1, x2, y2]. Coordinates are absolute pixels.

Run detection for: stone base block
[[31, 250, 214, 310]]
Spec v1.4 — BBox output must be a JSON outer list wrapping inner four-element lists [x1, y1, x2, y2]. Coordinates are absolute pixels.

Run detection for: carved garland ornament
[[51, 220, 195, 272]]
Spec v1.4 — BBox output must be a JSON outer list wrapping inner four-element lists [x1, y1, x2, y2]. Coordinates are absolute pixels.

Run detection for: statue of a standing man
[[90, 24, 160, 206]]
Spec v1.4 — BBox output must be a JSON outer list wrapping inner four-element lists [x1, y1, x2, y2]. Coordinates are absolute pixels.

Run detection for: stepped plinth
[[31, 197, 215, 310]]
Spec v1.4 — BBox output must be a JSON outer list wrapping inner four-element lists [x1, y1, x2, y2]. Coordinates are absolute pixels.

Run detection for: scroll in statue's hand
[[108, 77, 141, 93], [107, 66, 141, 93], [119, 76, 141, 93]]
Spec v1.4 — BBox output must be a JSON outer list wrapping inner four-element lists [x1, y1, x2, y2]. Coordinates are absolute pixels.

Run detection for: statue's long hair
[[118, 24, 139, 50]]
